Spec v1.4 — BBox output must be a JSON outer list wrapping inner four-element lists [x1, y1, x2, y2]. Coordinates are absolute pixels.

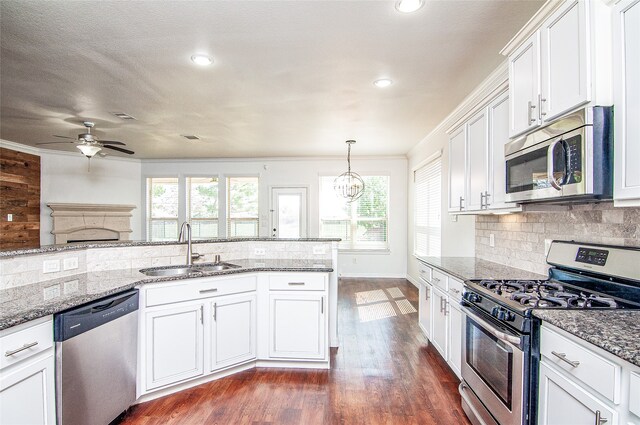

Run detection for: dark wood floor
[[120, 278, 471, 425]]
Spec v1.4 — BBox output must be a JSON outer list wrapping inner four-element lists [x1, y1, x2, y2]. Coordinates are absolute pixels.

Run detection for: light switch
[[63, 257, 79, 270], [43, 259, 60, 274]]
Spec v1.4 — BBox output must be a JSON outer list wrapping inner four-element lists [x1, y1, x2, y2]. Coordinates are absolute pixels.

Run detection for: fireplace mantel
[[48, 203, 136, 244]]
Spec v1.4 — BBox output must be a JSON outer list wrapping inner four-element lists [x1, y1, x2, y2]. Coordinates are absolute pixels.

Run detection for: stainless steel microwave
[[504, 107, 613, 204]]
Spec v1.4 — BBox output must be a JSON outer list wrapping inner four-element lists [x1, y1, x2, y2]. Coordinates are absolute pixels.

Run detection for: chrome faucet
[[178, 222, 200, 266]]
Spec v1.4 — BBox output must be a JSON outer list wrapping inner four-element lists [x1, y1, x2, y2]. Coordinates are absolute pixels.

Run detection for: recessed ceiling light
[[395, 0, 424, 13], [191, 54, 213, 66], [374, 79, 393, 88]]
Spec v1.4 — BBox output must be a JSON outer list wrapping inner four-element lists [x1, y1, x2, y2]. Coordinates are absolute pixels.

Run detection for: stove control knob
[[491, 307, 500, 317], [505, 311, 516, 322], [497, 310, 507, 321], [466, 293, 482, 303]]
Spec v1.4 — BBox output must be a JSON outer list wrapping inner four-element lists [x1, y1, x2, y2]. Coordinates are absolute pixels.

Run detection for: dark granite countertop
[[415, 256, 547, 281], [0, 237, 341, 258], [0, 259, 333, 331], [532, 310, 640, 368]]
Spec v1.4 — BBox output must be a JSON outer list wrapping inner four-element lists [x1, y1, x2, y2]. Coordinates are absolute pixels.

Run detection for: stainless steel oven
[[460, 305, 527, 425], [504, 106, 612, 203]]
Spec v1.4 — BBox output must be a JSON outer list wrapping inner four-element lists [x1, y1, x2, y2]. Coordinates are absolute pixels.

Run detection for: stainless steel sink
[[140, 266, 201, 277], [140, 262, 240, 276], [196, 262, 241, 272]]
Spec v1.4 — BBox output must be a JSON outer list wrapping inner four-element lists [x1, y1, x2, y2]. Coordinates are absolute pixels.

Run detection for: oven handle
[[461, 306, 523, 346], [547, 139, 564, 191]]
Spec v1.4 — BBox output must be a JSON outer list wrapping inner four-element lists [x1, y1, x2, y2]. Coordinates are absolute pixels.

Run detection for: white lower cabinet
[[145, 302, 204, 390], [418, 280, 432, 338], [447, 301, 463, 379], [209, 293, 256, 371], [538, 362, 617, 425], [0, 317, 56, 425], [431, 286, 449, 360], [269, 292, 326, 360]]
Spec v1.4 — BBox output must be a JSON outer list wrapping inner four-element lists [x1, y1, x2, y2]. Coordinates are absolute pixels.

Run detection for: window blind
[[414, 158, 441, 257]]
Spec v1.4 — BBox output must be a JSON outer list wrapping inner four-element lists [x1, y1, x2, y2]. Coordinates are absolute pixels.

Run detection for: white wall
[[142, 157, 408, 277], [39, 151, 143, 244]]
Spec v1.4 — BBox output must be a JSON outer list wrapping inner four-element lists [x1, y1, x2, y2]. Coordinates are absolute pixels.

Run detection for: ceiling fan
[[37, 121, 135, 158]]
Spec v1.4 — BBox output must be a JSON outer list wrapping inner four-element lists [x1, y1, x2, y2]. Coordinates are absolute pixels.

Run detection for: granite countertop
[[415, 255, 547, 281], [0, 258, 333, 331], [0, 237, 341, 258], [533, 310, 640, 368]]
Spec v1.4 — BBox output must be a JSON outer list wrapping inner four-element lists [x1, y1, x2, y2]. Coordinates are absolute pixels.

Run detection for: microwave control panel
[[564, 135, 583, 184], [575, 247, 609, 266]]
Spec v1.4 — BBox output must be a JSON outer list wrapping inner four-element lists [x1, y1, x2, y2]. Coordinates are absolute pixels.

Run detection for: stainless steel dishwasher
[[54, 289, 139, 425]]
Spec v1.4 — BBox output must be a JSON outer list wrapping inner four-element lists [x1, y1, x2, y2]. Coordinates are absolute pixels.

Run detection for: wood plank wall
[[0, 147, 41, 250]]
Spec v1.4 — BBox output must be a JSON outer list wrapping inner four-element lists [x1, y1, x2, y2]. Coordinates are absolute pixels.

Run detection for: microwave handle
[[547, 140, 564, 191]]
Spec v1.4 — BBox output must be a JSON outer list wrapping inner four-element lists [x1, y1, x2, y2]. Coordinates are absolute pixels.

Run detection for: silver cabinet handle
[[450, 288, 461, 295], [288, 282, 305, 286], [425, 288, 430, 301], [321, 297, 324, 314], [551, 351, 580, 368], [595, 410, 607, 424], [432, 277, 440, 283], [213, 303, 217, 321], [547, 140, 563, 191], [444, 300, 449, 316], [484, 191, 490, 208], [528, 100, 537, 124], [459, 196, 464, 211], [480, 192, 485, 209], [538, 94, 547, 117], [199, 288, 218, 294], [200, 305, 204, 324], [5, 341, 38, 357]]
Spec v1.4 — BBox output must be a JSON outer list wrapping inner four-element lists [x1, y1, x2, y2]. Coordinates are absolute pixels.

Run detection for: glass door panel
[[271, 187, 307, 238]]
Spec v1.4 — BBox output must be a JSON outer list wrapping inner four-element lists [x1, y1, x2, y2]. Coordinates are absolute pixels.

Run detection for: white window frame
[[146, 176, 180, 241], [186, 176, 220, 239], [226, 175, 260, 237], [413, 151, 442, 257]]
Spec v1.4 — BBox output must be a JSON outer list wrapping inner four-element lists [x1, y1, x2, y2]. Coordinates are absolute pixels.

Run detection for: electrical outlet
[[43, 284, 61, 300], [63, 279, 79, 295], [43, 259, 60, 274], [254, 248, 266, 256], [545, 239, 552, 256], [312, 245, 326, 255], [7, 214, 12, 222], [489, 234, 495, 248], [63, 257, 79, 270]]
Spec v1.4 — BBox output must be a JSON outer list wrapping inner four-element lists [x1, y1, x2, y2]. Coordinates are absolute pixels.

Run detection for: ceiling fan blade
[[53, 135, 77, 140], [36, 141, 75, 145], [103, 145, 135, 155], [100, 140, 126, 145]]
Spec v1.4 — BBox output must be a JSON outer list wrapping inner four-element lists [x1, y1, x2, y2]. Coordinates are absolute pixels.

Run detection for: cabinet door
[[269, 293, 326, 360], [0, 354, 56, 425], [509, 32, 540, 138], [418, 282, 432, 339], [540, 0, 589, 122], [145, 303, 204, 390], [538, 362, 617, 425], [488, 91, 514, 210], [431, 287, 448, 360], [447, 302, 463, 379], [448, 126, 467, 212], [210, 293, 257, 371], [466, 108, 489, 211], [614, 0, 640, 205]]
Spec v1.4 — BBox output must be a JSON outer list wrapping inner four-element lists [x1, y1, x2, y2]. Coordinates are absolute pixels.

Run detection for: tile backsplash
[[476, 202, 640, 275]]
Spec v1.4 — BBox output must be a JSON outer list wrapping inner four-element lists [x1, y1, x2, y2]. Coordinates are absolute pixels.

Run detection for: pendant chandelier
[[334, 140, 365, 202]]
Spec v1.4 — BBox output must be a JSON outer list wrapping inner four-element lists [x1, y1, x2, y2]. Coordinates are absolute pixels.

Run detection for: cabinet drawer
[[1, 320, 53, 370], [431, 269, 448, 292], [448, 277, 464, 302], [630, 372, 640, 418], [540, 326, 620, 402], [417, 262, 432, 284], [145, 275, 257, 307], [269, 273, 326, 291]]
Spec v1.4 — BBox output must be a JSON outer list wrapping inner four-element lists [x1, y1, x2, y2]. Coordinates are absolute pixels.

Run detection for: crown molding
[[500, 0, 565, 57]]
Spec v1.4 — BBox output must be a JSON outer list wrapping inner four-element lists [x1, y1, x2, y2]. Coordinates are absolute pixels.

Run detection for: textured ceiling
[[0, 0, 543, 159]]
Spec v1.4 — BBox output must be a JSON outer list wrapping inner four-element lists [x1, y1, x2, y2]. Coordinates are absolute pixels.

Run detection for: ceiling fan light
[[77, 144, 102, 157], [395, 0, 424, 13]]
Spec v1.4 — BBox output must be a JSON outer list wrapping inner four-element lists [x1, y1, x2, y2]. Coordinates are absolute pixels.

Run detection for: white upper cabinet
[[487, 92, 512, 209], [540, 0, 590, 121], [506, 0, 611, 139], [466, 109, 489, 211], [613, 0, 640, 206], [509, 32, 541, 137], [448, 126, 467, 212]]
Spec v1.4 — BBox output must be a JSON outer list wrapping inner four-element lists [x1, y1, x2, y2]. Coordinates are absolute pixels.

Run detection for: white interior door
[[270, 187, 308, 238]]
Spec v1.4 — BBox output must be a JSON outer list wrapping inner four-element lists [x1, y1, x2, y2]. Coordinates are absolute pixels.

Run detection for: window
[[414, 157, 441, 257], [147, 177, 179, 241], [319, 175, 389, 250], [227, 176, 259, 237], [187, 177, 219, 239]]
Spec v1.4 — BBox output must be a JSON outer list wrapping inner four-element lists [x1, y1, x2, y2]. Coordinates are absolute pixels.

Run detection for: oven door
[[505, 127, 586, 203], [461, 306, 525, 425]]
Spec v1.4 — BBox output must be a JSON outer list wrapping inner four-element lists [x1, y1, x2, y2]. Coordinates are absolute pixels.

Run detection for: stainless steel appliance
[[504, 107, 613, 203], [54, 289, 139, 425], [459, 241, 640, 425]]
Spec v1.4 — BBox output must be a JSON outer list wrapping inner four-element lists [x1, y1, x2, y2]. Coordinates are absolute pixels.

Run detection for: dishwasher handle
[[54, 289, 139, 342]]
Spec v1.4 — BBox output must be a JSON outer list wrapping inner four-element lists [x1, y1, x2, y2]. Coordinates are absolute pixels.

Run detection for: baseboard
[[339, 272, 407, 278], [405, 274, 420, 288]]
